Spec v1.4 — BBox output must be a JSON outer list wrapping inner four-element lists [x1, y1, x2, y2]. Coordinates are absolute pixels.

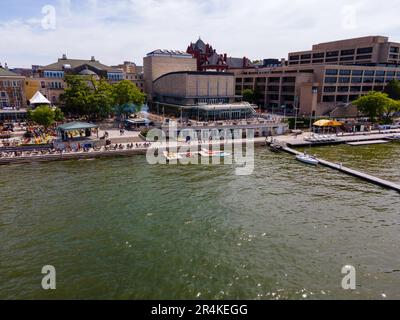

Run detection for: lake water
[[0, 143, 399, 300]]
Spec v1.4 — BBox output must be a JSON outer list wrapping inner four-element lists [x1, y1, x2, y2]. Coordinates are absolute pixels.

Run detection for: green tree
[[61, 75, 115, 120], [242, 89, 255, 103], [28, 105, 56, 128], [353, 91, 400, 123], [60, 75, 92, 117], [54, 107, 65, 122], [384, 79, 400, 100], [112, 80, 146, 109], [88, 78, 114, 120]]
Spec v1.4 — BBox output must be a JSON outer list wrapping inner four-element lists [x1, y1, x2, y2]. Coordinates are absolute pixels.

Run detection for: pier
[[281, 146, 400, 193]]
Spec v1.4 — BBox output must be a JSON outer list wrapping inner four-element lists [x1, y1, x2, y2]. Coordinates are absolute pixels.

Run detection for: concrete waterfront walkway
[[274, 129, 400, 147], [0, 137, 268, 165]]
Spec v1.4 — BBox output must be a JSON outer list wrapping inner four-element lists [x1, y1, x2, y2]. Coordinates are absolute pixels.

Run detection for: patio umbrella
[[313, 119, 343, 127]]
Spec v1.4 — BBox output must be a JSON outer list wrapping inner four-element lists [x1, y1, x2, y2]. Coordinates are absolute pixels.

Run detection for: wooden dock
[[282, 146, 400, 193]]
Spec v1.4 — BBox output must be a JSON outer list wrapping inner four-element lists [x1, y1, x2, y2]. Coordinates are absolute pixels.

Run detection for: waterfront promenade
[[274, 129, 400, 147], [0, 137, 268, 165]]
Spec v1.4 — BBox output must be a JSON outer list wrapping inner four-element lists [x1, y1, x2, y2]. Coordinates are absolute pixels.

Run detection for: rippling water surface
[[0, 143, 399, 300]]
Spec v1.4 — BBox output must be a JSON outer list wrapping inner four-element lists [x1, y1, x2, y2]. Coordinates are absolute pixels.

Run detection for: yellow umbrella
[[313, 119, 343, 127]]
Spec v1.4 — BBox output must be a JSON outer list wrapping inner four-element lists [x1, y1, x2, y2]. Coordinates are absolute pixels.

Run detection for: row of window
[[322, 95, 360, 103], [43, 71, 65, 78], [239, 77, 296, 83], [41, 81, 63, 89], [325, 76, 400, 84], [1, 80, 22, 87], [326, 69, 399, 76], [290, 47, 374, 61], [108, 73, 124, 81], [324, 86, 385, 93]]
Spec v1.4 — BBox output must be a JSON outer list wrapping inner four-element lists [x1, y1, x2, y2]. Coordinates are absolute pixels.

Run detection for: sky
[[1, 0, 400, 68]]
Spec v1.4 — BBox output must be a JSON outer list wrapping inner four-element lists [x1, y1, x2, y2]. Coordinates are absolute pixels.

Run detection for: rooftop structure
[[288, 36, 400, 67], [143, 49, 198, 98], [187, 38, 254, 72]]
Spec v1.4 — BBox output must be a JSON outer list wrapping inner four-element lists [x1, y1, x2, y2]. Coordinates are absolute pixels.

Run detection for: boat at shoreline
[[162, 151, 183, 161], [199, 149, 231, 158], [296, 153, 319, 166]]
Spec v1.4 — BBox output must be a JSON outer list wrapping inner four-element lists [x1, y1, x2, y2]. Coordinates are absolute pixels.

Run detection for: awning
[[313, 119, 343, 127], [57, 122, 99, 132], [29, 91, 51, 105]]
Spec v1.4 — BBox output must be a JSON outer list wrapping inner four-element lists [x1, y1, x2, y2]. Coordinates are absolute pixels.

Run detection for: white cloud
[[1, 0, 400, 68]]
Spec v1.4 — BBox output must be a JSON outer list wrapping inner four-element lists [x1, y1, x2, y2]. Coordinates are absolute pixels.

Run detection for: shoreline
[[0, 138, 268, 165]]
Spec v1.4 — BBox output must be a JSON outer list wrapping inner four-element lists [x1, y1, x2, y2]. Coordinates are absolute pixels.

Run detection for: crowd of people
[[0, 141, 154, 160]]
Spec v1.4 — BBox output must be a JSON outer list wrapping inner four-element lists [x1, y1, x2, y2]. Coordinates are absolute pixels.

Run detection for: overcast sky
[[1, 0, 400, 68]]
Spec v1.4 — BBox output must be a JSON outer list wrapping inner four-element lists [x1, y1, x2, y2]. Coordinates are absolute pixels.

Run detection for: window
[[357, 47, 373, 54], [352, 70, 363, 76], [362, 86, 373, 92], [313, 53, 324, 59], [349, 95, 360, 101], [324, 86, 336, 93], [326, 58, 338, 62], [326, 69, 338, 75], [282, 86, 295, 92], [326, 51, 339, 57], [312, 59, 324, 63], [364, 70, 375, 76], [340, 56, 354, 61], [376, 71, 386, 76], [341, 49, 355, 56], [336, 95, 348, 102], [356, 55, 372, 60], [289, 55, 299, 61], [325, 77, 338, 83], [339, 77, 350, 83], [390, 47, 400, 53], [269, 77, 280, 83], [364, 78, 374, 83], [339, 70, 351, 75], [375, 78, 385, 83], [301, 54, 311, 59], [322, 95, 335, 102], [300, 61, 311, 64], [350, 86, 361, 92], [283, 77, 296, 82], [338, 86, 349, 92]]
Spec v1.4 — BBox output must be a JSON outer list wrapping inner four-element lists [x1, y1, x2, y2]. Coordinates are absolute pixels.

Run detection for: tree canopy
[[242, 88, 261, 105], [28, 105, 63, 128], [384, 79, 400, 100], [353, 91, 400, 123], [60, 76, 146, 120]]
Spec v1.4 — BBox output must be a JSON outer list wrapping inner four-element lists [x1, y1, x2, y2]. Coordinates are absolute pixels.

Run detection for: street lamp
[[294, 96, 299, 131], [281, 104, 286, 122]]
